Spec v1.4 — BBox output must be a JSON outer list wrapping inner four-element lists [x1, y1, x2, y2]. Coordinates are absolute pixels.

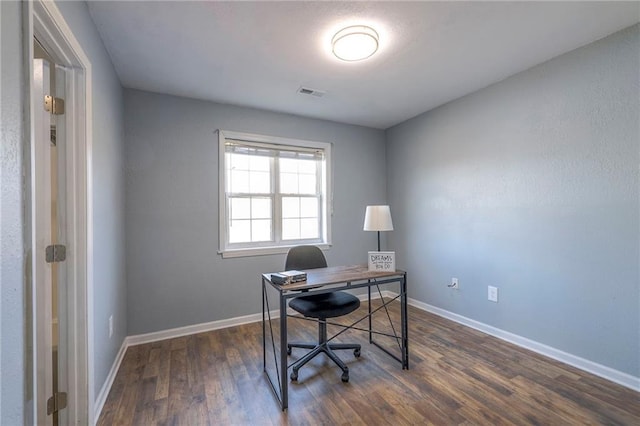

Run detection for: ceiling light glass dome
[[332, 25, 379, 61]]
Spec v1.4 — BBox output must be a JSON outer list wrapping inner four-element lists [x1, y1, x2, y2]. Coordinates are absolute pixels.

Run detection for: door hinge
[[45, 244, 66, 263], [44, 95, 65, 115], [47, 392, 67, 415]]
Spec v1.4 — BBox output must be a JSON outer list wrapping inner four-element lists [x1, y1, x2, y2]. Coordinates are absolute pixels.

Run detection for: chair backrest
[[285, 245, 327, 270]]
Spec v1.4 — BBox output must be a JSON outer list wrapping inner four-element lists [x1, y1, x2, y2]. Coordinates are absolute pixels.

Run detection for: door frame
[[29, 1, 94, 423]]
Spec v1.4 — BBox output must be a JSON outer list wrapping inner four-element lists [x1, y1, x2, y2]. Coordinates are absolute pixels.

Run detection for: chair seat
[[289, 291, 360, 319]]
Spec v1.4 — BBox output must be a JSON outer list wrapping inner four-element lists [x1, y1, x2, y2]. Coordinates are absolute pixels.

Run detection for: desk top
[[263, 264, 405, 292]]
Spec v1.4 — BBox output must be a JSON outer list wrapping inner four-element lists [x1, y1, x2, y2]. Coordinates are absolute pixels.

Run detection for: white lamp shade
[[363, 205, 394, 231]]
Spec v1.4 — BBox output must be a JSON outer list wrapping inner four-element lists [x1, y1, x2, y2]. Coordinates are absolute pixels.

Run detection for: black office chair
[[285, 245, 361, 383]]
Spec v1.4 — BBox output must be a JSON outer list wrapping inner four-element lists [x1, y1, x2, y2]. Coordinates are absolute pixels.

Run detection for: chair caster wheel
[[290, 370, 298, 381], [341, 372, 349, 383], [354, 348, 361, 358], [287, 346, 292, 355]]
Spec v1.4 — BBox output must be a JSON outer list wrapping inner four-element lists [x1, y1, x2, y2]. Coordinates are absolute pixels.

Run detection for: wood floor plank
[[131, 377, 158, 425], [557, 373, 640, 416], [153, 340, 172, 401], [98, 300, 639, 425], [508, 375, 603, 425]]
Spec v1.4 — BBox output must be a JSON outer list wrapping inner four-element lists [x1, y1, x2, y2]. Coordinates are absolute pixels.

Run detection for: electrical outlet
[[488, 286, 498, 302], [449, 277, 459, 289], [109, 315, 114, 338]]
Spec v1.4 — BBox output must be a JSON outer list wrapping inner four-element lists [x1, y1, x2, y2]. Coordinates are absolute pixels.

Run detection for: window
[[219, 130, 332, 257]]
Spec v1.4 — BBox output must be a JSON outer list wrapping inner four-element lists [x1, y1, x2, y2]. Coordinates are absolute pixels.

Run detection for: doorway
[[30, 1, 93, 424], [33, 38, 69, 426]]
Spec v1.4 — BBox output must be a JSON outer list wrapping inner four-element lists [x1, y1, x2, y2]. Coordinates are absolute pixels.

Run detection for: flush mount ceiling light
[[332, 25, 379, 62]]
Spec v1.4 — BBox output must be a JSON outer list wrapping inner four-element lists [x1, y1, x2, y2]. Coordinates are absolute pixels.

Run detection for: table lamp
[[363, 205, 394, 251]]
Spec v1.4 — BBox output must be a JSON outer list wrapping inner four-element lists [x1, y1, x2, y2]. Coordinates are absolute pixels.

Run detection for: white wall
[[124, 89, 387, 334], [386, 25, 639, 377]]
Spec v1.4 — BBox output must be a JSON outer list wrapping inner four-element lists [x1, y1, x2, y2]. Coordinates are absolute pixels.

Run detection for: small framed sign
[[368, 251, 396, 272]]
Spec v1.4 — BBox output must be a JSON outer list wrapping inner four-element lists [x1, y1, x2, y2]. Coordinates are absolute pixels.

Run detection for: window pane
[[300, 198, 318, 218], [230, 153, 249, 170], [249, 155, 270, 171], [297, 159, 316, 174], [249, 171, 270, 193], [280, 172, 298, 194], [300, 218, 318, 239], [230, 198, 250, 219], [282, 197, 300, 218], [279, 158, 298, 173], [252, 219, 272, 241], [251, 198, 271, 219], [225, 153, 232, 192], [298, 174, 316, 194], [282, 218, 300, 240], [230, 170, 249, 193], [229, 219, 251, 243]]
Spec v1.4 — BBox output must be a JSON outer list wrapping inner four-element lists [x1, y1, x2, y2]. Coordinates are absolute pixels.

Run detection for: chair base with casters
[[288, 291, 361, 383]]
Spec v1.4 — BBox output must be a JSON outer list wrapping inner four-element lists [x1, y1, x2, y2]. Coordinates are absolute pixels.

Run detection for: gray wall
[[54, 0, 128, 399], [1, 1, 26, 423], [124, 89, 386, 335], [386, 25, 639, 377]]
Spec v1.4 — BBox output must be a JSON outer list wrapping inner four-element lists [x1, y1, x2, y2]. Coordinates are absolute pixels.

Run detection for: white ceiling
[[87, 1, 639, 129]]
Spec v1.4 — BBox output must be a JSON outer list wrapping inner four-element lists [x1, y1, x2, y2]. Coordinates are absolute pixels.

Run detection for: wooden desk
[[261, 264, 408, 410]]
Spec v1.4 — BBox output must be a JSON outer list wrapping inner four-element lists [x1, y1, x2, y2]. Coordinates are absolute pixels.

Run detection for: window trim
[[218, 130, 333, 258]]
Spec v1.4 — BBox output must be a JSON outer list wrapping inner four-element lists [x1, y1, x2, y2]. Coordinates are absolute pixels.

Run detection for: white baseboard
[[94, 290, 638, 423], [125, 291, 385, 347], [93, 339, 127, 423], [126, 311, 266, 346], [406, 296, 640, 392]]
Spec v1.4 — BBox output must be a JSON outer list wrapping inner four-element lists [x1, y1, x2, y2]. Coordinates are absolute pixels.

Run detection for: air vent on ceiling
[[297, 86, 326, 97]]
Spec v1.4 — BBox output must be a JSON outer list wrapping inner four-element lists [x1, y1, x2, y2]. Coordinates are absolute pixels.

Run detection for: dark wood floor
[[98, 300, 639, 425]]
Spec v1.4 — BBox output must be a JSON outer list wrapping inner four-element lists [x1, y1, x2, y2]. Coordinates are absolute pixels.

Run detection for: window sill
[[219, 243, 332, 259]]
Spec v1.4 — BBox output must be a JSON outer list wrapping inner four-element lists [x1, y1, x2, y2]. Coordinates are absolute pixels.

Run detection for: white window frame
[[218, 130, 332, 258]]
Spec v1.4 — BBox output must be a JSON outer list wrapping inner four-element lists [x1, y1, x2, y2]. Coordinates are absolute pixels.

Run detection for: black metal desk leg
[[368, 284, 372, 343], [280, 292, 288, 410], [401, 274, 409, 369]]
